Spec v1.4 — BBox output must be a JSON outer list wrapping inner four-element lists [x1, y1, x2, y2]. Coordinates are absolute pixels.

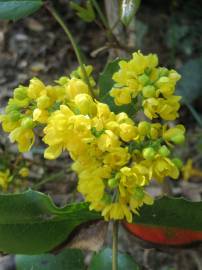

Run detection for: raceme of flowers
[[0, 52, 185, 222], [110, 51, 181, 121]]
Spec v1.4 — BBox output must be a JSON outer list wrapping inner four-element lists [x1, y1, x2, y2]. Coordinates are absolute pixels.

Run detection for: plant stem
[[32, 171, 66, 189], [45, 3, 94, 98], [91, 0, 109, 29], [112, 221, 119, 270]]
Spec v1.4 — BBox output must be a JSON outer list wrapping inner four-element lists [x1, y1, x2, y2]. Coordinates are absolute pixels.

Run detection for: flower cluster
[[110, 51, 181, 120], [0, 53, 185, 222]]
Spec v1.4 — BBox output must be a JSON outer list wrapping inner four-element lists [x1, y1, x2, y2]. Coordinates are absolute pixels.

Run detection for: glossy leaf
[[98, 59, 135, 117], [123, 196, 202, 246], [0, 190, 100, 254], [16, 249, 85, 270], [89, 248, 140, 270], [121, 0, 141, 26], [0, 0, 43, 20]]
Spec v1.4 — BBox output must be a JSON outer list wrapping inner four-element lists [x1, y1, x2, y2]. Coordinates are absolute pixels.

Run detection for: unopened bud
[[138, 74, 150, 86], [9, 110, 21, 121], [143, 147, 156, 160], [14, 86, 27, 100], [172, 158, 183, 169], [21, 117, 34, 129], [171, 134, 185, 144], [159, 68, 169, 77], [138, 121, 150, 136], [142, 85, 156, 98], [159, 145, 170, 157], [37, 96, 50, 109], [108, 178, 118, 189], [74, 93, 96, 116]]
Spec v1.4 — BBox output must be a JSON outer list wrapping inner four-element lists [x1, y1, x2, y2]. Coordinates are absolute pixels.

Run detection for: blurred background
[[0, 0, 202, 269]]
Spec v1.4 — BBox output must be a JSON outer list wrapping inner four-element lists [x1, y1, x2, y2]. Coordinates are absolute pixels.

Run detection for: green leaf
[[176, 58, 202, 104], [89, 248, 140, 270], [0, 190, 100, 254], [70, 0, 95, 22], [0, 0, 43, 20], [135, 197, 202, 230], [16, 249, 85, 270], [121, 0, 141, 26], [124, 196, 202, 245], [98, 59, 135, 117]]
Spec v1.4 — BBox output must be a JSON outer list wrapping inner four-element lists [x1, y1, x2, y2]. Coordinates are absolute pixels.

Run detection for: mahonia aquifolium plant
[[0, 51, 185, 222]]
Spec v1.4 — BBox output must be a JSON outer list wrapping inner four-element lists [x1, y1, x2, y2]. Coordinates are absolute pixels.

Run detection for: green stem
[[112, 221, 119, 270], [45, 3, 94, 98], [32, 171, 66, 189], [91, 0, 109, 29]]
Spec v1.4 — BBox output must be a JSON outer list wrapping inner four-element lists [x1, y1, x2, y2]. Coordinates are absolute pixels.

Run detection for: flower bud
[[108, 178, 118, 189], [57, 76, 69, 85], [138, 74, 150, 86], [138, 121, 150, 136], [21, 117, 34, 129], [19, 167, 29, 177], [37, 96, 50, 110], [169, 70, 181, 81], [158, 145, 170, 157], [14, 86, 27, 100], [172, 158, 183, 169], [9, 110, 21, 121], [74, 93, 97, 116], [159, 67, 168, 77], [143, 147, 156, 160], [142, 85, 156, 98], [170, 134, 185, 144], [156, 76, 169, 85]]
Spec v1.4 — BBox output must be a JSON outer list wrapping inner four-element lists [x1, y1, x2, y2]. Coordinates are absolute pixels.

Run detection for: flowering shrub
[[0, 52, 185, 223]]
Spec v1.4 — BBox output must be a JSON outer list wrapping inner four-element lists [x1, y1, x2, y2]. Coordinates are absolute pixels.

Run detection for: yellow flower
[[110, 87, 133, 105], [33, 108, 49, 123], [102, 202, 132, 223], [97, 130, 120, 152], [73, 93, 97, 116], [182, 159, 202, 181], [43, 105, 74, 159], [119, 123, 139, 142], [158, 96, 181, 120], [65, 78, 90, 100], [152, 156, 179, 182], [19, 167, 29, 178], [0, 114, 19, 132], [103, 147, 130, 168], [143, 98, 159, 119], [27, 78, 46, 99], [37, 95, 51, 110], [163, 124, 185, 145], [9, 127, 34, 152], [143, 96, 181, 120]]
